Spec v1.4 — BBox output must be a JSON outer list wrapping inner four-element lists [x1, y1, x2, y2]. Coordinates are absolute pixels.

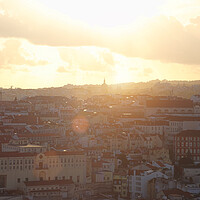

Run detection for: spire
[[103, 78, 106, 85]]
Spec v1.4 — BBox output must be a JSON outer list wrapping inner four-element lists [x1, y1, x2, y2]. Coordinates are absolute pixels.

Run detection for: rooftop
[[24, 179, 73, 186], [176, 130, 200, 137]]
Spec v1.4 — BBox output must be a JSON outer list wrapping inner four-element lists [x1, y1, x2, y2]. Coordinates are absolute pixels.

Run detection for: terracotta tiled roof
[[156, 161, 165, 168], [163, 188, 192, 198], [0, 135, 12, 143], [146, 164, 159, 170], [176, 130, 200, 137]]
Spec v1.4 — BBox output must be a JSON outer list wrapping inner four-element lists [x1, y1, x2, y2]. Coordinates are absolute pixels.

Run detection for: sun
[[37, 0, 164, 28], [115, 65, 132, 84]]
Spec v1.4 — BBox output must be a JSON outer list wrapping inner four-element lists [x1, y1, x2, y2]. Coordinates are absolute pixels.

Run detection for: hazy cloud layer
[[0, 39, 48, 70], [57, 66, 70, 73], [58, 47, 114, 72], [0, 0, 200, 66], [143, 68, 153, 77]]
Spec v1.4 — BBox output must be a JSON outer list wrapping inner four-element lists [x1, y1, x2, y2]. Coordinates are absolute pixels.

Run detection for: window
[[77, 176, 80, 183], [136, 187, 141, 191], [17, 178, 20, 183]]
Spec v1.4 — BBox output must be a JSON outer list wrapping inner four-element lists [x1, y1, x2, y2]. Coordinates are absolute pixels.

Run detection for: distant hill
[[2, 80, 200, 100]]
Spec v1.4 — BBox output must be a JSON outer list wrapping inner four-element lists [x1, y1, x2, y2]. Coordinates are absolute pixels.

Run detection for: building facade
[[174, 130, 200, 163], [0, 151, 86, 191]]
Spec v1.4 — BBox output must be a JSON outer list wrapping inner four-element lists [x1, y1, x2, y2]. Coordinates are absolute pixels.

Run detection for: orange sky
[[0, 0, 200, 88]]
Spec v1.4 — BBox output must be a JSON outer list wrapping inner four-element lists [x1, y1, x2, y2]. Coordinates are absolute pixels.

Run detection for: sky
[[0, 0, 200, 88]]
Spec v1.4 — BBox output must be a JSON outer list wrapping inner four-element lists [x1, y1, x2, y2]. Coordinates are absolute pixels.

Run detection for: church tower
[[101, 78, 108, 94]]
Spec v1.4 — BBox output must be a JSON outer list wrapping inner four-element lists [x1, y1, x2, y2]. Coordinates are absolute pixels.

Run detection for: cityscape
[[0, 81, 200, 199], [1, 0, 200, 200]]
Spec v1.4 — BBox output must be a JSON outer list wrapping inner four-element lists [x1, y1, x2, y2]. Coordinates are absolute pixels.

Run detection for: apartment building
[[145, 99, 193, 117], [113, 169, 128, 198], [174, 130, 200, 162], [129, 166, 168, 200]]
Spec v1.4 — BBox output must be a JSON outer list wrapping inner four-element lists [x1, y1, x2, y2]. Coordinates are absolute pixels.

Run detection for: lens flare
[[72, 115, 89, 134]]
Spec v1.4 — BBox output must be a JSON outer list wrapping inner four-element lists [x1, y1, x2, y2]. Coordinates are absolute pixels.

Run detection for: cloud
[[57, 66, 71, 73], [110, 16, 200, 65], [143, 68, 153, 76], [0, 1, 200, 66], [0, 0, 102, 46], [58, 47, 115, 72], [0, 39, 48, 70]]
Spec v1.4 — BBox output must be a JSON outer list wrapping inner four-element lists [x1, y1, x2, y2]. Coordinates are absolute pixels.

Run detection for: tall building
[[101, 78, 108, 94]]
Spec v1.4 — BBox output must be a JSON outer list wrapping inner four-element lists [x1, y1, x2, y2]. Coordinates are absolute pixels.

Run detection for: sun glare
[[115, 65, 132, 84], [38, 0, 164, 27]]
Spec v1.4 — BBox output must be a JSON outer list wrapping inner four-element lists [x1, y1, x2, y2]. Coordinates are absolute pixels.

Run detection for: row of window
[[49, 164, 85, 168], [49, 158, 85, 163], [29, 186, 67, 191], [0, 163, 85, 171], [176, 142, 200, 147], [1, 165, 34, 171], [176, 149, 200, 154], [114, 186, 127, 190], [157, 109, 192, 113], [137, 126, 163, 131], [0, 158, 85, 165], [0, 159, 34, 165], [176, 137, 200, 141], [177, 156, 200, 160], [31, 191, 59, 196]]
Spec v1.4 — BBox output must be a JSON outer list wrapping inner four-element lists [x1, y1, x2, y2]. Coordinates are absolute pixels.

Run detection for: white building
[[0, 150, 86, 191], [129, 166, 168, 200]]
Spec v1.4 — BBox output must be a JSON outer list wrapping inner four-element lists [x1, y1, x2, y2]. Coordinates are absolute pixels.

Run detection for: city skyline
[[1, 0, 200, 88]]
